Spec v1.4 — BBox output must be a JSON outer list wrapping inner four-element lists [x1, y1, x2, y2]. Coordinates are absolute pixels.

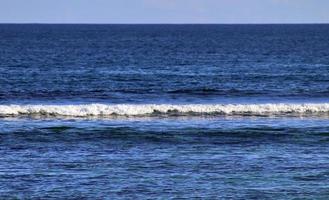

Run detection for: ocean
[[0, 24, 329, 199]]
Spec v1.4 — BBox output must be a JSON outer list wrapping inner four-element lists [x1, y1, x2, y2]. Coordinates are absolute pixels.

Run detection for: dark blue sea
[[1, 24, 329, 199]]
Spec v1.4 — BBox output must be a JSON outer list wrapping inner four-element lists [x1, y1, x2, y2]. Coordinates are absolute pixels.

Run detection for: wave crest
[[0, 103, 329, 117]]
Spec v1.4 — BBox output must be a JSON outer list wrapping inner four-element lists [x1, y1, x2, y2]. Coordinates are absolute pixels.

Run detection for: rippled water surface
[[0, 24, 329, 199], [1, 117, 329, 199]]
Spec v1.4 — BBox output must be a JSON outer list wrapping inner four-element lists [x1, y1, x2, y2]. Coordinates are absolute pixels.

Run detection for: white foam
[[0, 103, 329, 117]]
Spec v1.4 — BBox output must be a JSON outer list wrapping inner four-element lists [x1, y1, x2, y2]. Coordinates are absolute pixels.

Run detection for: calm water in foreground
[[0, 24, 329, 199]]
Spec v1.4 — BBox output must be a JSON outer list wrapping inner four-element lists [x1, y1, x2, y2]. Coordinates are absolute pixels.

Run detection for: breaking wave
[[1, 103, 329, 117]]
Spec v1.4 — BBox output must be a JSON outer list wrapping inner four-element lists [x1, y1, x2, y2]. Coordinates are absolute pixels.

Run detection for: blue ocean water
[[0, 24, 329, 199]]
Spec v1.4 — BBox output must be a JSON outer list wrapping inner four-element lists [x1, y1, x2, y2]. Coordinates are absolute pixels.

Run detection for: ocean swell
[[0, 103, 329, 117]]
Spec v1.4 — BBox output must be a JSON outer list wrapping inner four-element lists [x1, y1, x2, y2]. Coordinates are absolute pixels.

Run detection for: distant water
[[0, 24, 329, 199]]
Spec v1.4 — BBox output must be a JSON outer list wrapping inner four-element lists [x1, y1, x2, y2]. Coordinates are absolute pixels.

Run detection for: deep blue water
[[0, 24, 329, 199]]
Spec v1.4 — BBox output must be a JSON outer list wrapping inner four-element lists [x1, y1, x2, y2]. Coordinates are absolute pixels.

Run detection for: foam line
[[1, 103, 329, 117]]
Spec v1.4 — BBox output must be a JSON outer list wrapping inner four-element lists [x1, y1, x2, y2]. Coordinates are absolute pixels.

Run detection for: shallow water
[[1, 116, 329, 199]]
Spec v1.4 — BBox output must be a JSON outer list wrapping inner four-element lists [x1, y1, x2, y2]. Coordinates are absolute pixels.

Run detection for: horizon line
[[1, 22, 329, 25]]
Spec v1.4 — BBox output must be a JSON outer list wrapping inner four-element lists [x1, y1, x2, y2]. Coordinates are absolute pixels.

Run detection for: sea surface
[[0, 24, 329, 199]]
